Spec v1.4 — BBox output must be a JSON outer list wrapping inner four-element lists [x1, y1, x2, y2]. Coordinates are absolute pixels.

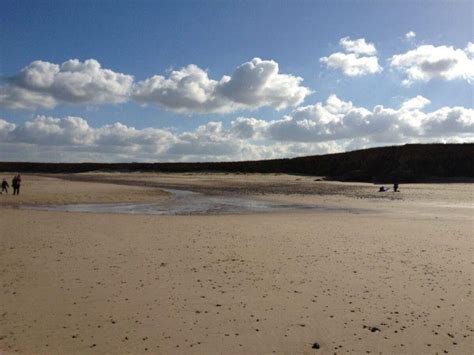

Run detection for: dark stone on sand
[[312, 342, 320, 349], [363, 325, 381, 332]]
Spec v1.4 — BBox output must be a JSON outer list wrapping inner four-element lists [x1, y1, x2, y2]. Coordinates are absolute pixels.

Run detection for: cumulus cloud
[[230, 117, 269, 139], [320, 37, 382, 76], [12, 116, 94, 146], [389, 43, 474, 85], [0, 59, 134, 109], [465, 42, 474, 56], [400, 95, 431, 111], [422, 107, 474, 136], [339, 37, 377, 55], [0, 58, 311, 114], [0, 118, 16, 140], [1, 96, 472, 162], [131, 64, 222, 113], [320, 53, 382, 76], [0, 115, 288, 162], [228, 95, 473, 144], [132, 57, 311, 113], [405, 31, 416, 40]]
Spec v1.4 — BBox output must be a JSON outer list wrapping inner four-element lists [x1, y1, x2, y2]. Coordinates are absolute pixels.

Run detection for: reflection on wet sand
[[23, 188, 365, 215]]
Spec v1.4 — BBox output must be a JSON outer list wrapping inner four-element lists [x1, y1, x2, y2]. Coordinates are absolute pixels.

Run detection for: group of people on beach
[[378, 182, 400, 193], [1, 175, 22, 195]]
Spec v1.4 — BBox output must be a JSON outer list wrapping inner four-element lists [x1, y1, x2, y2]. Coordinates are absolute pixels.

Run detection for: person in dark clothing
[[1, 178, 9, 193], [12, 176, 17, 195], [392, 175, 400, 192], [15, 174, 21, 195], [12, 175, 21, 195]]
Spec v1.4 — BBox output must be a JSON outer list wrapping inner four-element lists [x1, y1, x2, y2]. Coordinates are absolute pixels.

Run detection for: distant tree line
[[1, 144, 472, 183]]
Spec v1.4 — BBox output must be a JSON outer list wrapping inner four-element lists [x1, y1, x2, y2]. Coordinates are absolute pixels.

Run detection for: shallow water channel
[[25, 188, 361, 215]]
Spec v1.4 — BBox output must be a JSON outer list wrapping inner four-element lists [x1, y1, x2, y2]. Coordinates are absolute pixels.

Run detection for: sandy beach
[[0, 173, 472, 354]]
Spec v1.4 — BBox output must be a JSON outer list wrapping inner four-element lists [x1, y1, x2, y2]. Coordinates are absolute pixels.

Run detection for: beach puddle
[[23, 188, 363, 215]]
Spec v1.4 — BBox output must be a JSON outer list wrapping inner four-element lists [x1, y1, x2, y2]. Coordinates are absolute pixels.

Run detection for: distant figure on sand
[[378, 186, 389, 192], [1, 178, 9, 193], [12, 174, 21, 195], [392, 175, 400, 192]]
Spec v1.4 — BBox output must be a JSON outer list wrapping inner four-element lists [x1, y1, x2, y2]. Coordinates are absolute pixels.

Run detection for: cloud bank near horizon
[[1, 95, 472, 162]]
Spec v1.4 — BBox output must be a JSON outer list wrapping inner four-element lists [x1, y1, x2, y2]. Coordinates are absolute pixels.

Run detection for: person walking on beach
[[15, 174, 22, 195], [12, 174, 21, 195], [392, 175, 399, 192], [1, 178, 9, 193], [12, 176, 17, 195]]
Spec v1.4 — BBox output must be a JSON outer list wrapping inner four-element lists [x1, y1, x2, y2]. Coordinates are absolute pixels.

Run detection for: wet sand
[[0, 175, 170, 207], [0, 173, 472, 354]]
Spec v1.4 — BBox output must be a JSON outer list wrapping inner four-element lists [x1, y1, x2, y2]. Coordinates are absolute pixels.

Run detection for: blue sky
[[0, 0, 473, 162]]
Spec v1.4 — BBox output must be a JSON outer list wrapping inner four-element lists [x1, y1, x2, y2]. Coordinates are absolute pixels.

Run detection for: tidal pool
[[24, 188, 362, 215]]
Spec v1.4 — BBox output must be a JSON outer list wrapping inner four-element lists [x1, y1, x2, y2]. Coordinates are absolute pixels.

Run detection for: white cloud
[[0, 86, 58, 110], [12, 115, 95, 146], [405, 31, 416, 40], [0, 118, 16, 140], [422, 106, 474, 136], [465, 42, 474, 56], [400, 95, 431, 111], [0, 59, 134, 109], [132, 57, 311, 113], [231, 95, 473, 144], [320, 37, 382, 76], [131, 64, 222, 114], [339, 37, 377, 55], [0, 58, 311, 114], [320, 53, 382, 76], [230, 117, 269, 139], [0, 115, 285, 162], [1, 96, 472, 162], [389, 43, 474, 85]]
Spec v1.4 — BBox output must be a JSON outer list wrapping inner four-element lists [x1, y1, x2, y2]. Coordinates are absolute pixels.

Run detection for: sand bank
[[0, 175, 169, 207]]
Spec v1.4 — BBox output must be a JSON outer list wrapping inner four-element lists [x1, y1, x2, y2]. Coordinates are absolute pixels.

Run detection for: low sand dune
[[0, 174, 472, 354]]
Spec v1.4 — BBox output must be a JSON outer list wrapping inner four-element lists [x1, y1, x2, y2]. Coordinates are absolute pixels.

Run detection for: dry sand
[[0, 173, 472, 354]]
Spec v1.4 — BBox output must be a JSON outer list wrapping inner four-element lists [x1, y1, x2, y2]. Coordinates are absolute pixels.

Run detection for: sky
[[0, 0, 473, 162]]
